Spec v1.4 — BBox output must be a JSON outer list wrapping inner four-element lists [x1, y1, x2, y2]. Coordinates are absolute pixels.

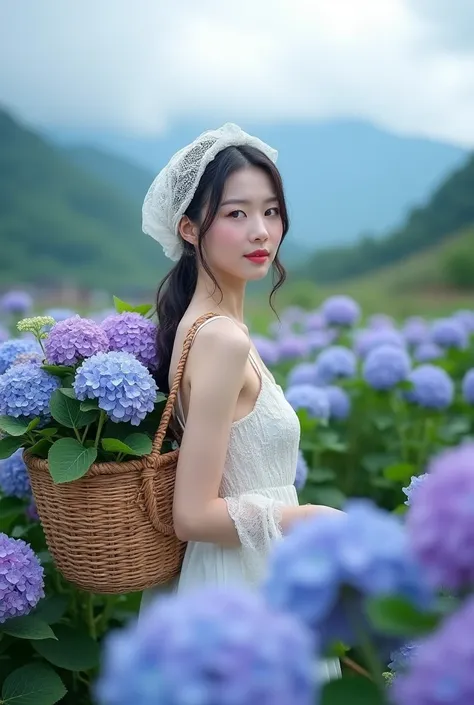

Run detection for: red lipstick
[[244, 249, 269, 264]]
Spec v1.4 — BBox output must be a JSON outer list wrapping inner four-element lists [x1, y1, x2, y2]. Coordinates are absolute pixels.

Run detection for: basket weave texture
[[25, 312, 216, 594]]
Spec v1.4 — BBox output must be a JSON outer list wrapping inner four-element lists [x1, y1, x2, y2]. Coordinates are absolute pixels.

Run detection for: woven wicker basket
[[24, 313, 216, 594]]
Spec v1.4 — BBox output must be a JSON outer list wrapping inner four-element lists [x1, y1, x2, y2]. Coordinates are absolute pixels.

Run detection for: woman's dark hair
[[154, 145, 289, 392]]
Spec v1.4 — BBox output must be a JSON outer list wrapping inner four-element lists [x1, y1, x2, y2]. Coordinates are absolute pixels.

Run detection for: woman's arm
[[172, 318, 318, 546]]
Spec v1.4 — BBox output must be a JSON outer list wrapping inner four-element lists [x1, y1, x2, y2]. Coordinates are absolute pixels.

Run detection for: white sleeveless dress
[[141, 316, 341, 681]]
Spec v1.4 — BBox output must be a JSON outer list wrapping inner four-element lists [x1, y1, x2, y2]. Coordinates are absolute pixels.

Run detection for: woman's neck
[[193, 269, 246, 323]]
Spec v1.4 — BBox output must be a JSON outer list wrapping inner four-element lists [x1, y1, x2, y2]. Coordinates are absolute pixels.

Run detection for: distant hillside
[[48, 119, 467, 250], [298, 151, 474, 283], [0, 109, 169, 293]]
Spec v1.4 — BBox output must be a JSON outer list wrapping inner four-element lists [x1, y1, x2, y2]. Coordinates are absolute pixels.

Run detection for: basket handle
[[150, 312, 218, 458]]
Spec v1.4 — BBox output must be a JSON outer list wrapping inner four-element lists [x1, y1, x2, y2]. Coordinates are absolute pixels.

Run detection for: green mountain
[[0, 108, 168, 293], [49, 119, 467, 251], [298, 151, 474, 283]]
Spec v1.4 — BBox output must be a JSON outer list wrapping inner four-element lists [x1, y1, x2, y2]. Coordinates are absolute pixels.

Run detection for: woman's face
[[201, 166, 284, 283]]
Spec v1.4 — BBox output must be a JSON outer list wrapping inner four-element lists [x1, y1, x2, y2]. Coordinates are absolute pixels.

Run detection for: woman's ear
[[178, 216, 198, 247]]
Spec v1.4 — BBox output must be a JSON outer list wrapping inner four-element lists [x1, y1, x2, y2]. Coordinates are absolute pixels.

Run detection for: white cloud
[[1, 0, 474, 145]]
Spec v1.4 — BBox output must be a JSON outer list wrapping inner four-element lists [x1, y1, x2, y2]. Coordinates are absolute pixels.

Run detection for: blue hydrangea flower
[[306, 329, 337, 352], [353, 328, 406, 359], [0, 533, 45, 623], [101, 313, 158, 369], [392, 597, 474, 705], [277, 335, 309, 361], [402, 474, 428, 506], [389, 641, 420, 675], [1, 290, 33, 315], [0, 449, 32, 500], [294, 450, 308, 490], [264, 499, 433, 652], [95, 587, 316, 705], [45, 315, 109, 365], [406, 364, 454, 410], [321, 295, 360, 327], [326, 386, 351, 420], [285, 385, 330, 421], [0, 339, 41, 374], [315, 346, 357, 383], [12, 351, 43, 367], [453, 308, 474, 333], [402, 316, 429, 347], [462, 369, 474, 405], [363, 345, 411, 390], [0, 362, 60, 420], [430, 318, 468, 350], [44, 307, 77, 322], [251, 336, 279, 366], [407, 442, 474, 591], [287, 362, 319, 387], [74, 352, 157, 426], [413, 342, 444, 363]]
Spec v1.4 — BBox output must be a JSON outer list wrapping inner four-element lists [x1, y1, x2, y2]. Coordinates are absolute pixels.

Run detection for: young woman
[[140, 125, 341, 677]]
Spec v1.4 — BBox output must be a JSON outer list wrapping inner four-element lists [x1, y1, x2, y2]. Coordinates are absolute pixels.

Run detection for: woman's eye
[[228, 210, 246, 218], [266, 207, 280, 216]]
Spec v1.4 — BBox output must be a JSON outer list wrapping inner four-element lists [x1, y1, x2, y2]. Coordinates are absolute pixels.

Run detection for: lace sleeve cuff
[[224, 494, 284, 552]]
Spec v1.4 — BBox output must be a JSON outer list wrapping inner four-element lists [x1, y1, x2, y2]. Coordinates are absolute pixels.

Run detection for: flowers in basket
[[0, 298, 169, 485]]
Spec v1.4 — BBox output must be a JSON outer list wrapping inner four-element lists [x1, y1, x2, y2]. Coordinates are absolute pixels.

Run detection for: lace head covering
[[142, 122, 278, 261]]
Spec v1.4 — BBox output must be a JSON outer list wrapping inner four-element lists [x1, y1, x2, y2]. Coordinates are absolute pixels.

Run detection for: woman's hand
[[280, 503, 343, 533]]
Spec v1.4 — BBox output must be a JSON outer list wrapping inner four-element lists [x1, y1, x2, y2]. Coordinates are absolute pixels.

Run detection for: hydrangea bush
[[0, 299, 164, 488], [1, 293, 474, 704]]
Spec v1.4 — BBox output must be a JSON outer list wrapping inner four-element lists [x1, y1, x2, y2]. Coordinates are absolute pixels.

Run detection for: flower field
[[1, 289, 474, 704]]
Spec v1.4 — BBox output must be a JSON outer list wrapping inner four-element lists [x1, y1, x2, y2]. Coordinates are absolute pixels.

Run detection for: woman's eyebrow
[[220, 196, 278, 207]]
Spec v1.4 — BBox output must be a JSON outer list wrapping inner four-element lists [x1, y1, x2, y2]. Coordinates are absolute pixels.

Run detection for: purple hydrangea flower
[[264, 499, 432, 652], [407, 442, 474, 591], [287, 362, 319, 387], [402, 317, 429, 347], [315, 346, 357, 384], [277, 335, 309, 361], [303, 312, 325, 331], [285, 385, 330, 421], [406, 364, 454, 410], [353, 328, 406, 359], [413, 342, 444, 363], [0, 339, 41, 374], [430, 318, 468, 350], [326, 385, 351, 421], [367, 313, 395, 330], [363, 345, 411, 390], [45, 315, 109, 365], [101, 313, 158, 369], [321, 295, 360, 327], [0, 533, 45, 623], [1, 290, 33, 315], [251, 336, 279, 366], [392, 597, 474, 705], [462, 369, 474, 405], [294, 450, 308, 490], [0, 449, 32, 499], [25, 500, 39, 522], [74, 351, 157, 426], [96, 587, 316, 705], [403, 474, 428, 506], [0, 362, 60, 420]]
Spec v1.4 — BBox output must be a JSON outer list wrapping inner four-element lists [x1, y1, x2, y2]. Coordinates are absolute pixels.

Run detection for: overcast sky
[[2, 0, 474, 145]]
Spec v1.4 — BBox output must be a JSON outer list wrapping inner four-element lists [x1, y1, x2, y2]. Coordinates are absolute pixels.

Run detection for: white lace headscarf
[[142, 123, 278, 261]]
